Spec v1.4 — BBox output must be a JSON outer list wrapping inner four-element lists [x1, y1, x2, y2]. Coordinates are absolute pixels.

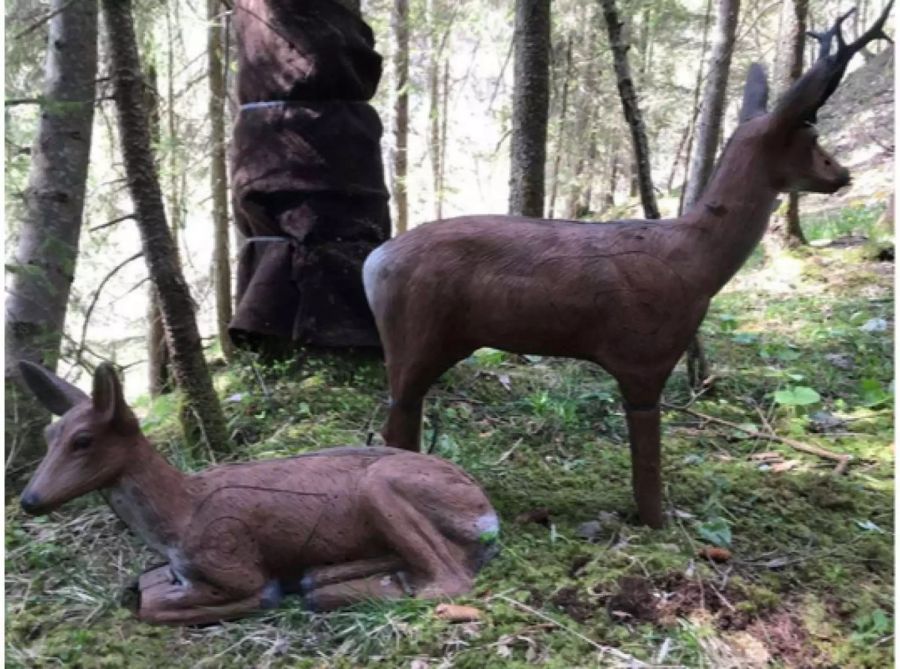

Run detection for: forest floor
[[6, 205, 894, 668]]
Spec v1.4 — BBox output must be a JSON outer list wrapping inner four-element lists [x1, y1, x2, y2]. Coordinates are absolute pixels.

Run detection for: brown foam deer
[[17, 361, 499, 625], [363, 5, 892, 529]]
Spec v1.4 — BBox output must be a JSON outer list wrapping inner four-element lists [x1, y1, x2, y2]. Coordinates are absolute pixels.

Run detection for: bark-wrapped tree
[[600, 0, 659, 220], [508, 0, 551, 218], [228, 0, 390, 352], [102, 0, 229, 450], [5, 0, 98, 475]]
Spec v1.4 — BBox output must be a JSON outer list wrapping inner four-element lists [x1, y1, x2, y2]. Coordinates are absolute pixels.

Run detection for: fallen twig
[[662, 403, 852, 471], [490, 593, 669, 667]]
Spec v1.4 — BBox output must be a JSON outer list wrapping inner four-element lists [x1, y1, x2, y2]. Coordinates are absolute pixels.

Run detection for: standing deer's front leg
[[624, 405, 663, 528], [618, 375, 667, 529]]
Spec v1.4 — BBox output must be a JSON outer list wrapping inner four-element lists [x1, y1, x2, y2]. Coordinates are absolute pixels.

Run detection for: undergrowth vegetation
[[6, 226, 893, 668]]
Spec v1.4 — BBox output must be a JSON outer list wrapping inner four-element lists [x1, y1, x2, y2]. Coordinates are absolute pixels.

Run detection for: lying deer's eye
[[72, 434, 93, 451]]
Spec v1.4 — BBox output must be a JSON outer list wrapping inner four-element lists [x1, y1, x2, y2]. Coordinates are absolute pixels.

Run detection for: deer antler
[[774, 2, 893, 125], [806, 7, 856, 60]]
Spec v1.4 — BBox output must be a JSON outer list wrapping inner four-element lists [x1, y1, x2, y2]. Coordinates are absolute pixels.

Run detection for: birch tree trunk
[[208, 0, 234, 359], [5, 0, 99, 474], [144, 64, 173, 397], [777, 0, 810, 247], [508, 0, 550, 217], [391, 0, 410, 234], [600, 0, 659, 220], [681, 0, 741, 391], [682, 0, 741, 209], [102, 0, 229, 452], [548, 35, 573, 219]]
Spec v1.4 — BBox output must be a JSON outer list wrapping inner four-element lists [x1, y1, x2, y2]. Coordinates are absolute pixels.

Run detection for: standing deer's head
[[734, 2, 892, 194], [18, 362, 141, 515]]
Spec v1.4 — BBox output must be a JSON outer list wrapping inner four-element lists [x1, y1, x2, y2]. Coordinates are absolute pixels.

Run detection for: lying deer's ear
[[18, 360, 89, 416], [92, 363, 139, 434], [738, 63, 769, 123]]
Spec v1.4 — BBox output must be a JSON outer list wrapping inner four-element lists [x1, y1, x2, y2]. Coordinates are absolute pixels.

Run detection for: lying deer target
[[17, 361, 499, 625]]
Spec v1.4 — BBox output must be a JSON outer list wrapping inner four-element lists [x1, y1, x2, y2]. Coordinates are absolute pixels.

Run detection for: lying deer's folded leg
[[301, 556, 407, 592], [138, 563, 176, 590], [304, 572, 408, 612], [138, 575, 275, 625]]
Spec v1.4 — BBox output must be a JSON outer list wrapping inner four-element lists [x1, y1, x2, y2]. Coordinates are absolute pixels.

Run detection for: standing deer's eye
[[71, 434, 93, 451]]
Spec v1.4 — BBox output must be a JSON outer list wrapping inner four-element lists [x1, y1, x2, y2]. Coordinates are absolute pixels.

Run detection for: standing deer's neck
[[102, 437, 192, 555], [680, 138, 778, 295]]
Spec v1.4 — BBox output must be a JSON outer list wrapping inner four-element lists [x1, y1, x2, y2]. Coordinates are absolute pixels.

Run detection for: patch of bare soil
[[746, 609, 825, 669], [549, 586, 595, 623]]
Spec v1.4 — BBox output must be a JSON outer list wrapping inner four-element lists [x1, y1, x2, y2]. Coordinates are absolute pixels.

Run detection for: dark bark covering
[[229, 0, 390, 350], [600, 0, 660, 220], [5, 0, 99, 473], [508, 0, 550, 217], [102, 0, 229, 450]]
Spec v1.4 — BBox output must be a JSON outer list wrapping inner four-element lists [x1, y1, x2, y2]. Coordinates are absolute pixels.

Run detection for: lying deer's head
[[19, 362, 141, 515], [734, 3, 891, 194]]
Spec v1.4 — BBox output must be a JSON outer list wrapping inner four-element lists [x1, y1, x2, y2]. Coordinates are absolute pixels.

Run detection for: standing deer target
[[363, 4, 892, 528], [17, 361, 499, 625]]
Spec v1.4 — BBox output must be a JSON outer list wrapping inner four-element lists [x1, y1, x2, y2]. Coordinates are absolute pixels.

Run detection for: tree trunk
[[681, 0, 740, 392], [144, 64, 173, 397], [5, 0, 98, 476], [438, 59, 450, 219], [508, 0, 551, 217], [428, 0, 442, 219], [600, 0, 659, 220], [102, 0, 229, 452], [208, 0, 234, 358], [548, 35, 574, 219], [682, 0, 741, 210], [391, 0, 409, 234], [672, 0, 713, 198], [778, 0, 809, 247]]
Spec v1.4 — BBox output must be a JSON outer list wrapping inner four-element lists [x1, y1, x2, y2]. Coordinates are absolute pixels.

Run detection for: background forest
[[5, 0, 895, 666]]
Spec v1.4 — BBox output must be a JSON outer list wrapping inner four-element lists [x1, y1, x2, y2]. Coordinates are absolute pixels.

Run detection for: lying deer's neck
[[102, 437, 192, 555], [679, 141, 779, 296]]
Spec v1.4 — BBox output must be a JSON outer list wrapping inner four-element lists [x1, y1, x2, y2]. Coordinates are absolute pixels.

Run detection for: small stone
[[860, 318, 888, 333], [576, 520, 603, 541], [824, 353, 855, 370]]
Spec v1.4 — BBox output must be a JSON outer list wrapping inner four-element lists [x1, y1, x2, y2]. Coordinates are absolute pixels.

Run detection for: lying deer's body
[[364, 6, 891, 528], [17, 363, 499, 625]]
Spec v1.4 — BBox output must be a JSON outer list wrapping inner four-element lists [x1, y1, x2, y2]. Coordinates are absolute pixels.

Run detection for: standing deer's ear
[[739, 63, 769, 123], [18, 361, 89, 416], [92, 363, 139, 434]]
